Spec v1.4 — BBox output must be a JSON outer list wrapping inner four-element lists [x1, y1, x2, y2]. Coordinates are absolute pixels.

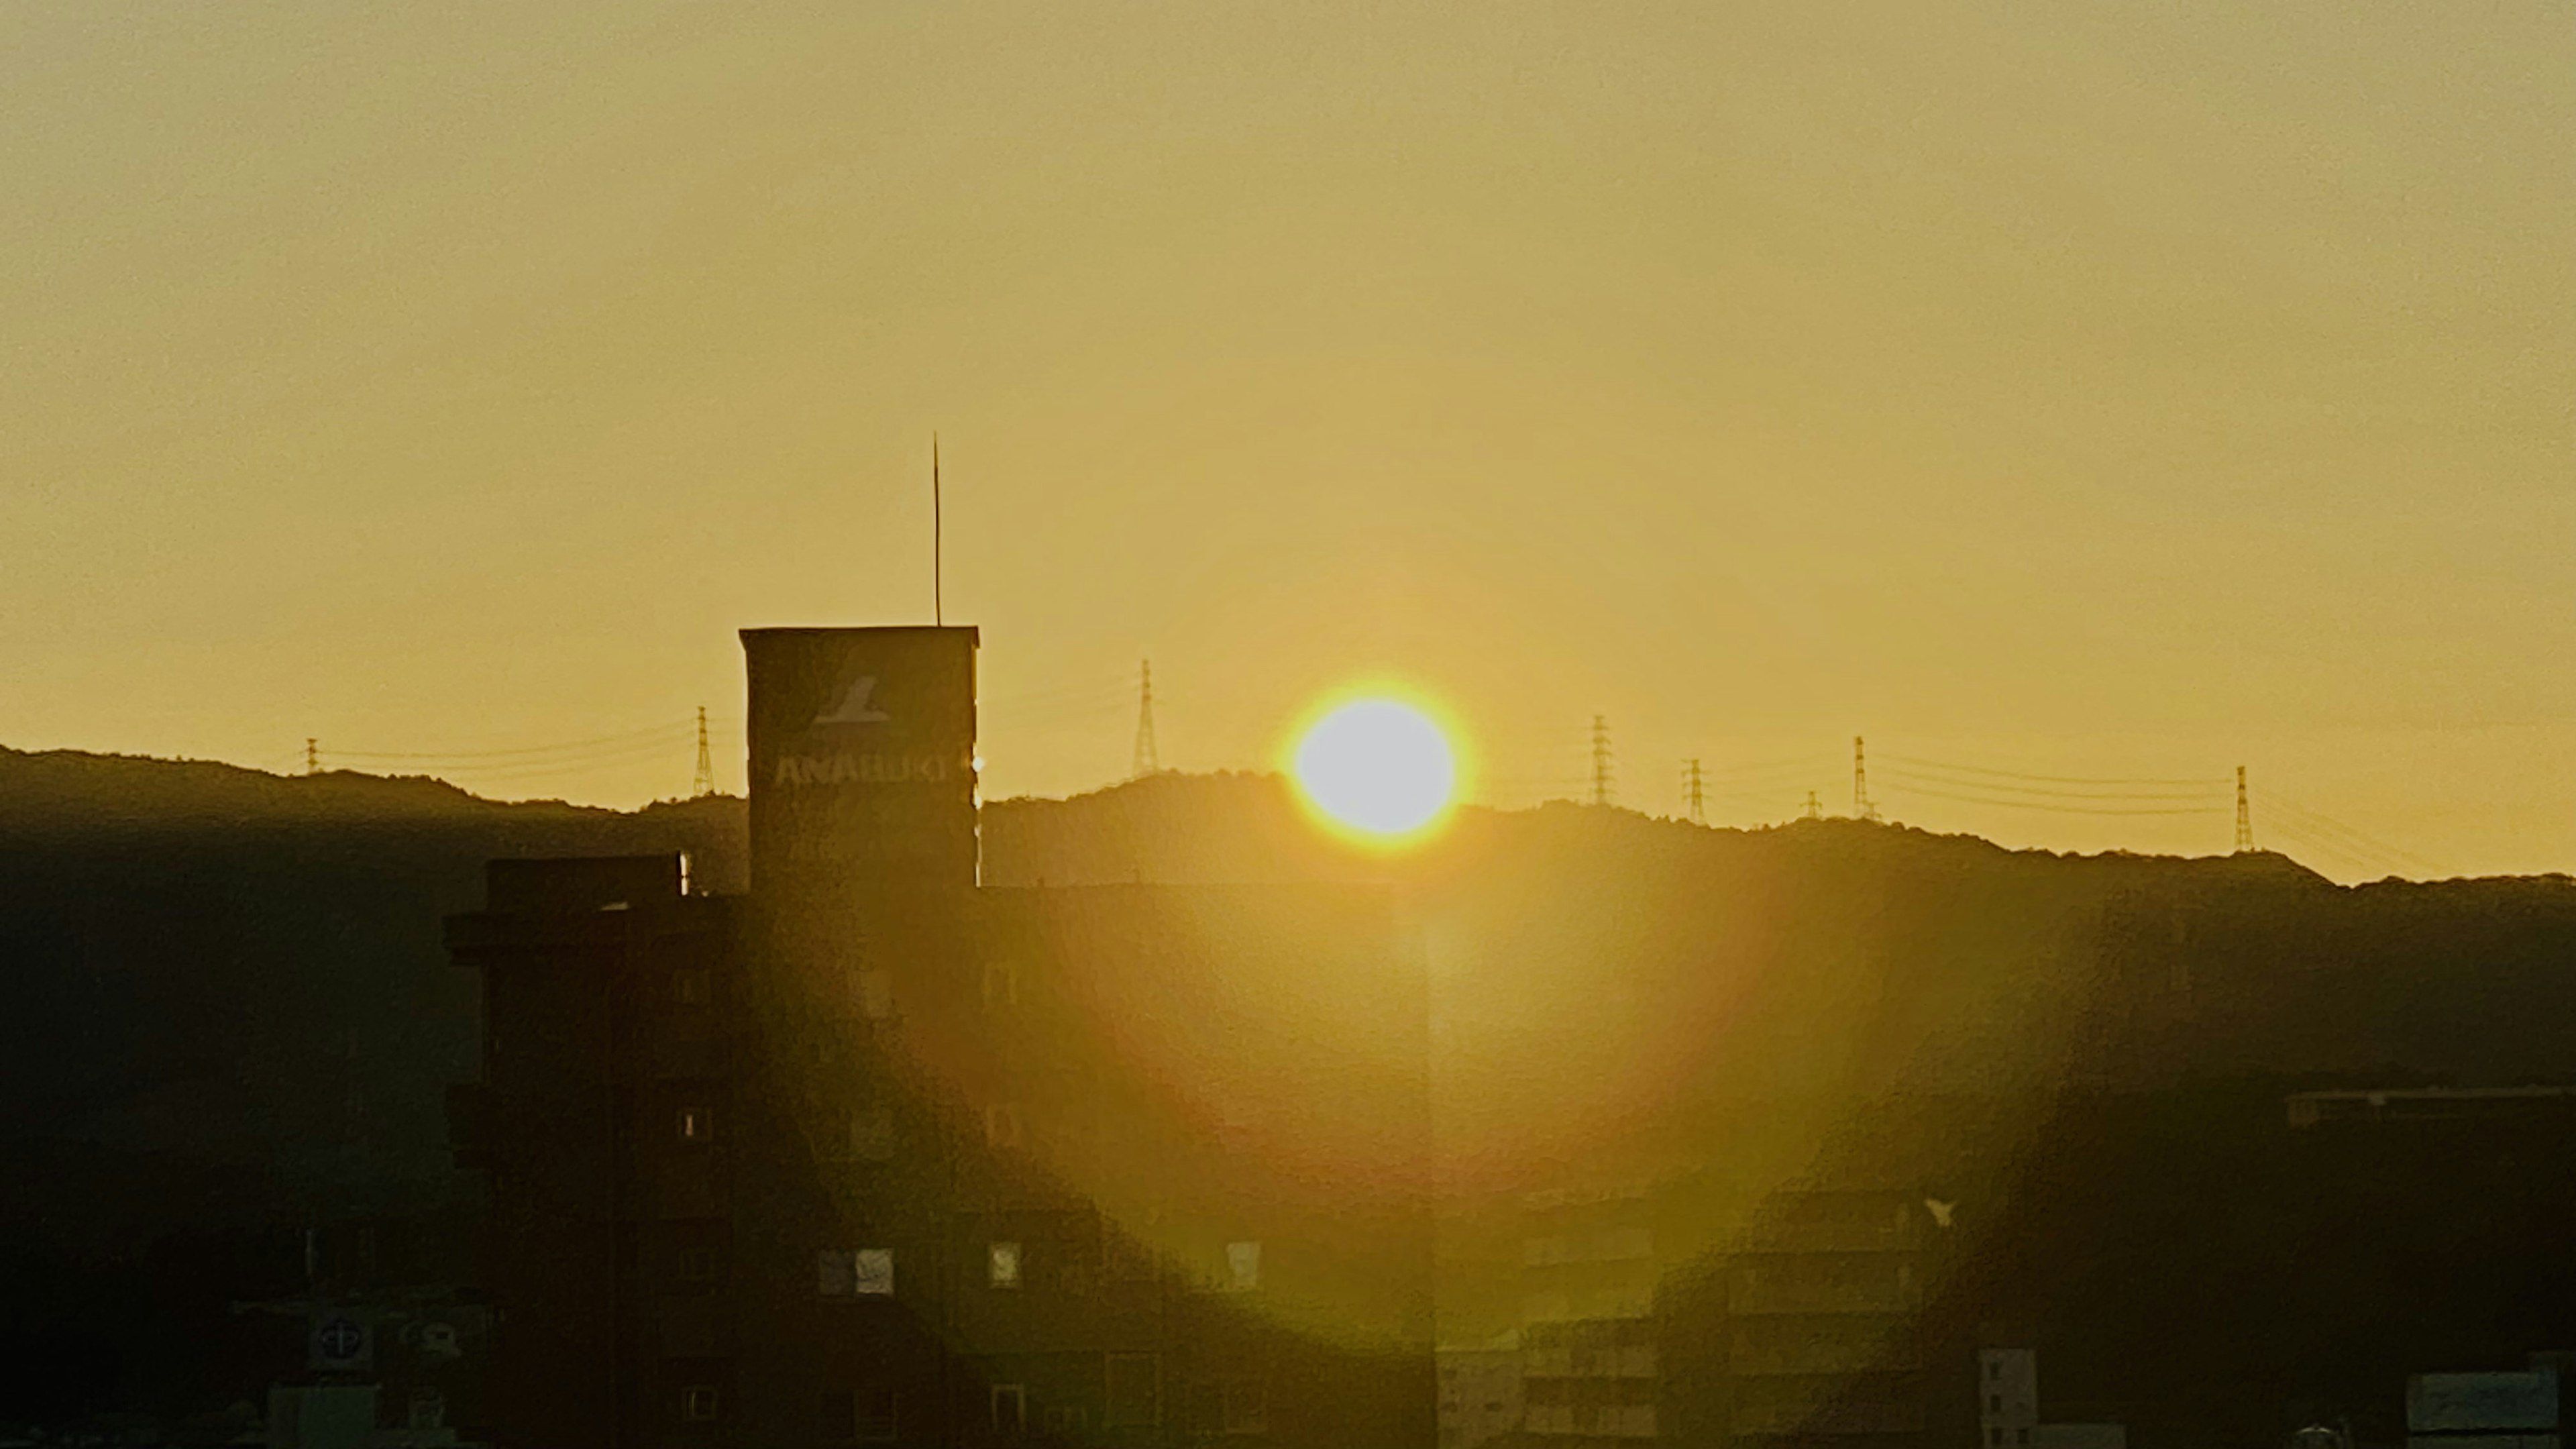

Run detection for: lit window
[[989, 1241, 1022, 1289], [681, 1386, 719, 1422], [677, 1107, 714, 1143], [818, 1248, 895, 1297], [1226, 1241, 1261, 1291]]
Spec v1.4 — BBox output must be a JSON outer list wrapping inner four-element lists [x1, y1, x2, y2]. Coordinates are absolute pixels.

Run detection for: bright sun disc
[[1293, 699, 1457, 839]]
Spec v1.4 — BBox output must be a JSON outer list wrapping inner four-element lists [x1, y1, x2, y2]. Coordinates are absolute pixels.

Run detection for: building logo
[[309, 1312, 373, 1372], [812, 675, 892, 727]]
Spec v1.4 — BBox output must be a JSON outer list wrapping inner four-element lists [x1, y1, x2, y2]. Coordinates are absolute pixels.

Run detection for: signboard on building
[[2411, 1373, 2560, 1434], [743, 627, 979, 894]]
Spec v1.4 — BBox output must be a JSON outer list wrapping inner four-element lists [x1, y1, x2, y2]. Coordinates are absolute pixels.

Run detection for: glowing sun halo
[[1293, 699, 1457, 839]]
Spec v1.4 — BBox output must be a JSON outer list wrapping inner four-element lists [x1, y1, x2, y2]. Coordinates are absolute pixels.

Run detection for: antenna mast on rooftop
[[1132, 661, 1161, 780], [943, 433, 953, 626]]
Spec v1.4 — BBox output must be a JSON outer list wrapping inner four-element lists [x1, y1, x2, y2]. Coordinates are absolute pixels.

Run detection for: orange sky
[[4, 3, 2570, 880]]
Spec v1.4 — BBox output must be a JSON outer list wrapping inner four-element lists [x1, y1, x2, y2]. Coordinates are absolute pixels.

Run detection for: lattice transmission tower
[[1683, 759, 1706, 824], [692, 706, 716, 797], [1852, 735, 1880, 820], [2234, 765, 2253, 851], [1132, 661, 1161, 780], [1590, 716, 1614, 807]]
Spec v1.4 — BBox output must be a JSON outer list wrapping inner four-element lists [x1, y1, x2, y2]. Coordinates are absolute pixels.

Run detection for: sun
[[1292, 698, 1458, 841]]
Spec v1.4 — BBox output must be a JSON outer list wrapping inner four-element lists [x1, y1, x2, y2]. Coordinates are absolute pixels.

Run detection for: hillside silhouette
[[11, 749, 2576, 1432]]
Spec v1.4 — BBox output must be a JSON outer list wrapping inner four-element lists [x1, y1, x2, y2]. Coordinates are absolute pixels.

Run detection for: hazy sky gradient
[[5, 3, 2570, 879]]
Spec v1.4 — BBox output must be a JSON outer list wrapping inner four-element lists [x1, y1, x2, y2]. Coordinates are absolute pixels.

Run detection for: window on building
[[1106, 1354, 1161, 1428], [1989, 1395, 2002, 1413], [672, 969, 712, 1006], [1988, 1361, 2000, 1381], [985, 1103, 1024, 1150], [2019, 1432, 2031, 1446], [676, 1106, 714, 1143], [818, 1248, 895, 1297], [1987, 1432, 2002, 1447], [681, 1386, 720, 1422], [857, 1387, 899, 1443], [990, 1385, 1026, 1436], [856, 967, 894, 1021], [981, 961, 1020, 1010], [1105, 1230, 1155, 1283], [678, 1246, 718, 1283], [1226, 1240, 1261, 1291], [989, 1241, 1022, 1289], [1044, 1407, 1089, 1435], [1221, 1379, 1268, 1436], [851, 1104, 895, 1163]]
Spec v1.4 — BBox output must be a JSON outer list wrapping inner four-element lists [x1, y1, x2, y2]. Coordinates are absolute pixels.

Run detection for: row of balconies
[[1521, 1344, 1658, 1380], [1521, 1403, 1659, 1439]]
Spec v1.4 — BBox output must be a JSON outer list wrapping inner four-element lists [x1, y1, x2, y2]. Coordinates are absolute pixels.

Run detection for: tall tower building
[[741, 626, 981, 897]]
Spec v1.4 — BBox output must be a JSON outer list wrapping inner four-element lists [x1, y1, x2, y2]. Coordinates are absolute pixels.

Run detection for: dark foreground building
[[448, 627, 1435, 1449]]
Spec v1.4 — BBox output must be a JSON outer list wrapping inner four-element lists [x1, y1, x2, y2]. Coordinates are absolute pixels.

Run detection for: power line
[[1697, 755, 1838, 781], [1876, 753, 2224, 788], [1877, 779, 2229, 817], [327, 722, 690, 763], [2258, 790, 2437, 875], [1872, 767, 2227, 803]]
